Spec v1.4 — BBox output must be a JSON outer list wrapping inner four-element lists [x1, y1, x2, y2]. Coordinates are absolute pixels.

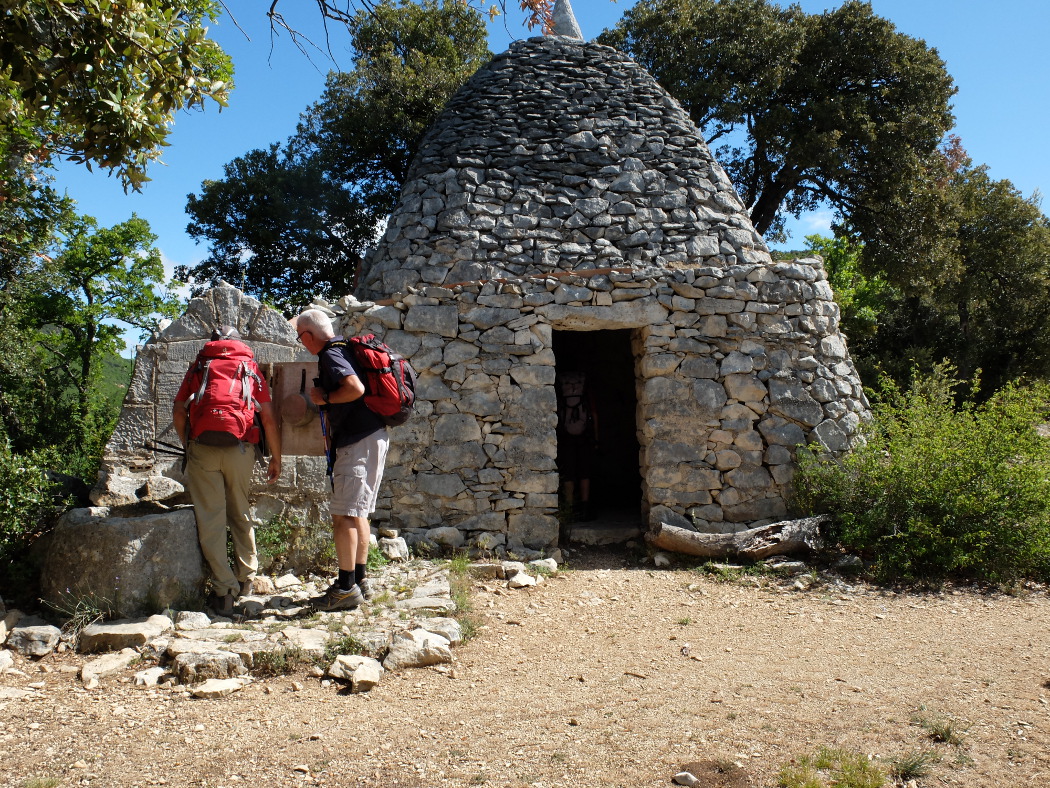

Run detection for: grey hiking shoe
[[358, 578, 372, 599], [310, 584, 364, 612]]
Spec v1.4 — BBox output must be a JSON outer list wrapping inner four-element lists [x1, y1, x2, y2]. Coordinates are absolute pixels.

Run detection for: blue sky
[[54, 0, 1050, 347]]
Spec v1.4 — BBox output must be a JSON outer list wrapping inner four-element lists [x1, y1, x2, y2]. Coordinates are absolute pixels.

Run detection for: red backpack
[[345, 334, 416, 427], [185, 339, 263, 444]]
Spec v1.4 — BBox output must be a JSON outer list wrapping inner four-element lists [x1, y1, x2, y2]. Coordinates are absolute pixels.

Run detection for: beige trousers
[[186, 441, 258, 596]]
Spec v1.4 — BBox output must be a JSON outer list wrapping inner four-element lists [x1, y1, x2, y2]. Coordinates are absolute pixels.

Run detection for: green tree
[[33, 215, 182, 422], [803, 233, 892, 347], [806, 151, 1050, 394], [183, 145, 375, 307], [0, 0, 232, 191], [2, 215, 181, 475], [599, 0, 955, 244], [886, 162, 1050, 391], [181, 0, 491, 310]]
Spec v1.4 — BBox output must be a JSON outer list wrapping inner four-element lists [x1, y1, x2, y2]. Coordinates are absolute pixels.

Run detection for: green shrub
[[0, 445, 57, 564], [256, 513, 335, 575], [366, 543, 389, 573], [795, 367, 1050, 583], [778, 746, 886, 788], [253, 645, 308, 677]]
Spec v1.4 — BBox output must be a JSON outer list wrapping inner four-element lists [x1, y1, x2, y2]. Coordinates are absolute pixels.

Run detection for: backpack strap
[[192, 359, 211, 404]]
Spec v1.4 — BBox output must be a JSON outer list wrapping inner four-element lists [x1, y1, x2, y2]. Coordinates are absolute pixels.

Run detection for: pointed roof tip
[[551, 0, 584, 40]]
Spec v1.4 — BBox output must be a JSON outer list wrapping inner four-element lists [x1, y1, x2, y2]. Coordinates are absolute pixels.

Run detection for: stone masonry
[[64, 22, 867, 591], [327, 253, 866, 553]]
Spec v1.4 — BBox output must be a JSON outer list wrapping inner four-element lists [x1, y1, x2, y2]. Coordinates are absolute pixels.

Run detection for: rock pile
[[0, 557, 556, 698]]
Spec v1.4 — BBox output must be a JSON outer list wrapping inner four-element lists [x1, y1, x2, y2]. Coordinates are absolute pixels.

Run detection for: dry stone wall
[[328, 254, 866, 554], [357, 36, 771, 301], [92, 285, 325, 527]]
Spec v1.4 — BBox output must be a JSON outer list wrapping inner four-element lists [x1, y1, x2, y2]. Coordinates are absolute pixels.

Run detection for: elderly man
[[291, 309, 389, 611]]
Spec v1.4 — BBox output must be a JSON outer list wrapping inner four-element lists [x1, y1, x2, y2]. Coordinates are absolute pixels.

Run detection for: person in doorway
[[172, 326, 282, 617], [556, 369, 599, 526], [291, 309, 389, 612]]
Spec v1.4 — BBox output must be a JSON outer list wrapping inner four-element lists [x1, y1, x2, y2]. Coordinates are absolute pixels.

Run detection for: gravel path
[[3, 551, 1049, 787]]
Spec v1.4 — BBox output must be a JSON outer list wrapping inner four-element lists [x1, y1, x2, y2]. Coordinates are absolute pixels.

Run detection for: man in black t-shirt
[[291, 309, 389, 611]]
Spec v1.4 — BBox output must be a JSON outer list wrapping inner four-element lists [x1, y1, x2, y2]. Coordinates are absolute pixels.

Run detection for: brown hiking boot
[[208, 592, 235, 617]]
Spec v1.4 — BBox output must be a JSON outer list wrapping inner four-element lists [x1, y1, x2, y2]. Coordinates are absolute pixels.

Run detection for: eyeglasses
[[297, 329, 311, 343]]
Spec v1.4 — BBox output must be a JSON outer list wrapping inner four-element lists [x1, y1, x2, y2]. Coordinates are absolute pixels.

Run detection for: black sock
[[355, 563, 366, 586], [338, 569, 353, 590]]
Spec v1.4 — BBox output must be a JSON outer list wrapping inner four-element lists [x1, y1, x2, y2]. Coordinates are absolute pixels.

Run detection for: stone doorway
[[553, 329, 643, 545]]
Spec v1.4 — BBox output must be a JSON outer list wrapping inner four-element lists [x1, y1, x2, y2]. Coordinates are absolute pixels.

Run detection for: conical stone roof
[[357, 35, 772, 300]]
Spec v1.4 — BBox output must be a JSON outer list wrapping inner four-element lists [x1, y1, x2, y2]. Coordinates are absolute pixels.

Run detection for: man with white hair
[[291, 309, 388, 611]]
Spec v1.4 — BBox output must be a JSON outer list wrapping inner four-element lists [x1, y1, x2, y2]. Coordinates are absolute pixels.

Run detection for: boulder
[[40, 507, 204, 617], [79, 615, 173, 653]]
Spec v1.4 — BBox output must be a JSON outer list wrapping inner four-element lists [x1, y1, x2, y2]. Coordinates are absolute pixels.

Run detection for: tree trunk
[[646, 516, 829, 560]]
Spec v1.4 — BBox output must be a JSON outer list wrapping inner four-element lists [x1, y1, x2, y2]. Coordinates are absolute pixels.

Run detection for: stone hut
[[74, 5, 867, 582], [333, 11, 867, 552]]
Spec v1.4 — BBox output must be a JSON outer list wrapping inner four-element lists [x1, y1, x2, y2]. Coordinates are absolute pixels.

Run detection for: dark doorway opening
[[552, 329, 642, 535]]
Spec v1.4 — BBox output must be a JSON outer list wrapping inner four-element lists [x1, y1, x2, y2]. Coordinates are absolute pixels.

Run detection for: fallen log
[[646, 515, 829, 560]]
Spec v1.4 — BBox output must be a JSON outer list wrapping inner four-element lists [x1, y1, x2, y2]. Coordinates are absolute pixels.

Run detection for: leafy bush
[[795, 368, 1050, 583], [0, 445, 57, 562]]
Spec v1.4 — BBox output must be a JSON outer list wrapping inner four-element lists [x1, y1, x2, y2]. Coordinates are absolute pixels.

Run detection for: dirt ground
[[3, 549, 1049, 788]]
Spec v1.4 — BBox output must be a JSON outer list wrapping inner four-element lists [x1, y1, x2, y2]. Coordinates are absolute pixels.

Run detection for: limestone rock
[[81, 647, 138, 683], [7, 620, 62, 658], [172, 651, 246, 684], [415, 617, 462, 645], [468, 563, 506, 580], [79, 615, 173, 653], [379, 536, 410, 561], [280, 627, 329, 657], [175, 611, 212, 631], [395, 597, 457, 613], [190, 676, 251, 698], [134, 666, 168, 686], [40, 508, 204, 617], [328, 654, 384, 692], [508, 571, 537, 589], [382, 629, 453, 671], [1, 608, 23, 646]]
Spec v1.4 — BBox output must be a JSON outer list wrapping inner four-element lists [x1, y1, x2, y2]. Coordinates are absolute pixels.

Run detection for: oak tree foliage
[[599, 0, 956, 245], [0, 0, 232, 192], [181, 0, 491, 310]]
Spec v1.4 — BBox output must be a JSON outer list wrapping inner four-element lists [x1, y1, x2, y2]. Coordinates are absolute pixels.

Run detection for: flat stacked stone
[[357, 36, 770, 301], [337, 253, 866, 549]]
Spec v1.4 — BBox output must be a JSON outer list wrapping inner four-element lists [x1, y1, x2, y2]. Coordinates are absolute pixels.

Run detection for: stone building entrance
[[553, 328, 643, 541]]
